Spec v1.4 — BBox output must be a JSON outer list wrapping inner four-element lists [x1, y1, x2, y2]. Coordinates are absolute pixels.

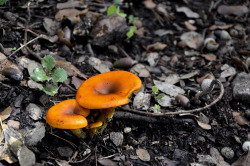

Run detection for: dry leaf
[[184, 21, 197, 31], [98, 158, 117, 166], [144, 0, 156, 9], [147, 42, 167, 51], [55, 8, 88, 21], [196, 120, 211, 130], [217, 5, 248, 16], [231, 152, 250, 166], [201, 53, 217, 61], [57, 0, 85, 10], [55, 61, 87, 79], [176, 6, 199, 18], [232, 112, 250, 126], [0, 106, 12, 121], [71, 76, 84, 89], [0, 52, 21, 72], [136, 148, 150, 161], [209, 24, 234, 31]]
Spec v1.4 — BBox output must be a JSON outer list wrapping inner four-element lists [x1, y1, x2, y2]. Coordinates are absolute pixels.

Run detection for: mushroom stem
[[89, 107, 115, 137], [70, 129, 87, 139]]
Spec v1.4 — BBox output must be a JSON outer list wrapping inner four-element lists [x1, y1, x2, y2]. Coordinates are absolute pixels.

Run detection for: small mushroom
[[46, 99, 101, 139], [76, 70, 142, 136]]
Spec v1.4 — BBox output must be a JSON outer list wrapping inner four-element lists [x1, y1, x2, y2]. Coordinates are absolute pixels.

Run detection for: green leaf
[[130, 26, 137, 31], [42, 55, 55, 73], [42, 83, 58, 96], [107, 5, 117, 16], [154, 104, 160, 111], [30, 67, 51, 82], [52, 68, 68, 82], [152, 86, 158, 94], [126, 31, 133, 38], [155, 93, 165, 100], [118, 13, 127, 18], [128, 15, 139, 24]]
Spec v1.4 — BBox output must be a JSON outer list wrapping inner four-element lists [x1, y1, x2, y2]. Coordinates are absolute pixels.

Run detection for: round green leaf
[[52, 68, 68, 82], [42, 55, 55, 73], [30, 67, 50, 82], [42, 83, 58, 96], [107, 5, 117, 16]]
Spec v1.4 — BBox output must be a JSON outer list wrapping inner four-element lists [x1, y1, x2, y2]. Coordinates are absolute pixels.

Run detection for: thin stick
[[9, 35, 41, 57], [49, 132, 77, 149], [70, 154, 91, 164], [120, 79, 224, 117]]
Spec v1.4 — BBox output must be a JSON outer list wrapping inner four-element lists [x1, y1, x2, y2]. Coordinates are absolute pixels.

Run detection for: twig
[[49, 132, 77, 149], [9, 35, 42, 57], [120, 79, 224, 117], [69, 154, 91, 164], [98, 153, 119, 160], [117, 44, 130, 58]]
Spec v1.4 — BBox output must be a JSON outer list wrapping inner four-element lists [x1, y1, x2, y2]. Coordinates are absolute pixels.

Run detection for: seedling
[[154, 104, 160, 111], [152, 86, 164, 111], [107, 2, 138, 39], [152, 86, 164, 100], [30, 55, 68, 96], [11, 47, 17, 51]]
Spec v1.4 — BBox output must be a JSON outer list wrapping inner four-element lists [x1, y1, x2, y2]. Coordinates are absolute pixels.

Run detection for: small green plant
[[107, 1, 138, 39], [0, 0, 8, 5], [154, 104, 161, 111], [30, 55, 68, 96], [107, 4, 127, 18], [11, 47, 17, 51], [152, 86, 164, 111]]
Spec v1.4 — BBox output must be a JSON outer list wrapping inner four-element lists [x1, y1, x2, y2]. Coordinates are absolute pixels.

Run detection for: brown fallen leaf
[[144, 0, 156, 9], [55, 8, 88, 21], [55, 61, 87, 79], [0, 106, 12, 121], [201, 53, 217, 61], [196, 120, 212, 130], [147, 42, 167, 51], [184, 21, 197, 31], [217, 5, 249, 16], [232, 112, 250, 126], [136, 148, 151, 161], [56, 0, 85, 10], [71, 76, 84, 89], [209, 24, 234, 31]]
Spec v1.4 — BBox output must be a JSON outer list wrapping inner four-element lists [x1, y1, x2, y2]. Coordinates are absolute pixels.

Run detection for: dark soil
[[0, 0, 250, 166]]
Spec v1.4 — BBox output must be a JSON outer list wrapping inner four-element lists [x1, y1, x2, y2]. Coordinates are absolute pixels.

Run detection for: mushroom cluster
[[46, 71, 142, 138]]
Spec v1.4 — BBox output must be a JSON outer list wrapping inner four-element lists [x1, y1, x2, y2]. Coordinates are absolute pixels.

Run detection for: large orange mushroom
[[46, 99, 102, 139], [76, 70, 142, 136]]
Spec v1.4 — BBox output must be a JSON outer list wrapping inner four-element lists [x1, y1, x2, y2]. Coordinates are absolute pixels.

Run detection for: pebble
[[221, 147, 234, 159], [131, 64, 150, 77], [157, 95, 172, 107], [14, 94, 24, 108], [124, 127, 132, 133], [25, 122, 45, 145], [17, 146, 36, 166], [7, 120, 20, 129], [146, 52, 159, 67], [57, 146, 73, 158], [242, 141, 250, 152], [88, 57, 110, 73], [27, 80, 43, 90], [232, 72, 250, 103], [26, 103, 42, 120], [110, 132, 123, 146], [133, 92, 151, 110]]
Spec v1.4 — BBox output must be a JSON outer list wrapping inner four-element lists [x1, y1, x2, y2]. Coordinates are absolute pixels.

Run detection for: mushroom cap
[[46, 99, 90, 129], [76, 71, 142, 109]]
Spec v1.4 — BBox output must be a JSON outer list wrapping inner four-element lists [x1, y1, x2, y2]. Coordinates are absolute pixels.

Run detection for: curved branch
[[120, 79, 224, 117]]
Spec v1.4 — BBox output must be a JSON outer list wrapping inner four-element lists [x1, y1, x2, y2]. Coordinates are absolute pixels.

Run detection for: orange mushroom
[[76, 70, 142, 136], [46, 99, 102, 139]]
